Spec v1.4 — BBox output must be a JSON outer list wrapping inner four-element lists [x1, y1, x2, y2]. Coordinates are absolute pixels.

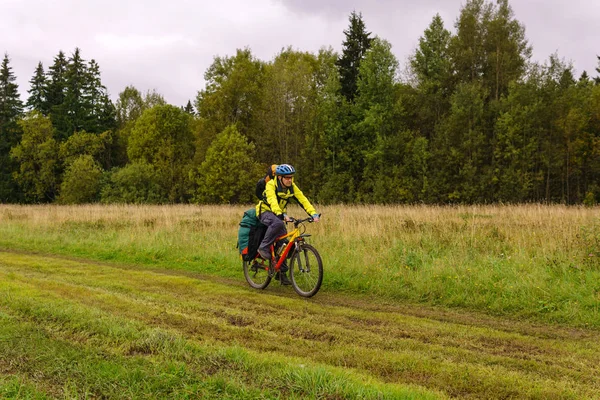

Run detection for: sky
[[1, 0, 599, 107]]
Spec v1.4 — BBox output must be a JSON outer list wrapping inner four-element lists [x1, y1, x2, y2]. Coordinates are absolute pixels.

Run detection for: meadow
[[1, 204, 599, 398], [1, 204, 599, 327]]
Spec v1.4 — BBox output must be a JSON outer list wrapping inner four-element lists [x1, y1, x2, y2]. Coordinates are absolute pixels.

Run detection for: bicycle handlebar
[[288, 213, 321, 227]]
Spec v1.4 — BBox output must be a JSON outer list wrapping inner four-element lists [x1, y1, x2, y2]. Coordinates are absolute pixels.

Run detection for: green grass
[[2, 250, 600, 398], [1, 204, 599, 329], [0, 252, 443, 399]]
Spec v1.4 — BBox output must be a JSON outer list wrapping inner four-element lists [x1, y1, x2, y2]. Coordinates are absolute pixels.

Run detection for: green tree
[[431, 82, 488, 202], [256, 48, 318, 166], [46, 51, 67, 109], [143, 89, 166, 109], [100, 163, 163, 204], [128, 104, 195, 202], [61, 47, 88, 137], [85, 59, 116, 133], [113, 85, 146, 167], [411, 14, 452, 92], [482, 0, 531, 101], [0, 53, 24, 202], [10, 112, 60, 202], [494, 75, 544, 201], [450, 0, 491, 84], [409, 14, 453, 140], [183, 100, 195, 115], [26, 62, 48, 114], [59, 155, 102, 204], [336, 11, 373, 102], [300, 48, 340, 200], [450, 0, 530, 100], [194, 48, 265, 163], [46, 51, 68, 138], [192, 125, 261, 204], [116, 86, 145, 128], [59, 130, 112, 169], [354, 36, 400, 180]]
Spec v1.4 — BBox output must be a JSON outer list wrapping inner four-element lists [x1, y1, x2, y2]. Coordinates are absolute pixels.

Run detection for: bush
[[59, 155, 103, 204], [100, 163, 164, 204], [191, 125, 262, 204]]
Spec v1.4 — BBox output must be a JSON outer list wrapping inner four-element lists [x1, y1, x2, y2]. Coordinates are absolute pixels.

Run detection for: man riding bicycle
[[256, 164, 320, 285]]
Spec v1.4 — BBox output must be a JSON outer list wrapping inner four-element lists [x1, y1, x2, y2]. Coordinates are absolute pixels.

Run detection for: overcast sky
[[2, 0, 599, 107]]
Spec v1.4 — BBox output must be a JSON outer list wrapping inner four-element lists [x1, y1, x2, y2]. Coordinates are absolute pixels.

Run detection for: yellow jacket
[[256, 177, 316, 217]]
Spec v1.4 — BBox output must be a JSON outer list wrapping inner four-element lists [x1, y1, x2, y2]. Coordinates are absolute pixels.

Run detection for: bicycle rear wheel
[[243, 259, 272, 289], [289, 243, 323, 297]]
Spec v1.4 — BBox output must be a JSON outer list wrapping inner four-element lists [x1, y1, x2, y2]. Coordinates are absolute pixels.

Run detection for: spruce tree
[[46, 51, 68, 138], [595, 55, 600, 84], [184, 100, 195, 115], [46, 51, 68, 109], [0, 53, 23, 132], [63, 47, 88, 135], [26, 62, 48, 114], [0, 53, 24, 202], [336, 11, 373, 102], [84, 59, 103, 132], [85, 59, 116, 133]]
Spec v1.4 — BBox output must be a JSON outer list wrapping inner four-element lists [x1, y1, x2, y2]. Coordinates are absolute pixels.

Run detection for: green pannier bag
[[237, 208, 267, 261]]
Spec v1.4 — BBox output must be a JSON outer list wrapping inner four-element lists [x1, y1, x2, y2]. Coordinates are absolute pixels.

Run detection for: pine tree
[[63, 47, 88, 136], [594, 55, 600, 84], [46, 51, 68, 138], [85, 59, 116, 133], [184, 100, 195, 115], [336, 11, 373, 102], [84, 59, 103, 132], [46, 51, 68, 109], [0, 53, 24, 202], [0, 53, 23, 132], [26, 62, 48, 114]]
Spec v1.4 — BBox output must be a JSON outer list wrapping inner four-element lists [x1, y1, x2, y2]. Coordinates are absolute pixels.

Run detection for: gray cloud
[[2, 0, 598, 107]]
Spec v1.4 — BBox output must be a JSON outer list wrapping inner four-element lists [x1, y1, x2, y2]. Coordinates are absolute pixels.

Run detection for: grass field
[[1, 204, 599, 398]]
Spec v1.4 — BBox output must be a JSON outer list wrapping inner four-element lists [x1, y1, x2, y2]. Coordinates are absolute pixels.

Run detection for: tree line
[[1, 0, 600, 205]]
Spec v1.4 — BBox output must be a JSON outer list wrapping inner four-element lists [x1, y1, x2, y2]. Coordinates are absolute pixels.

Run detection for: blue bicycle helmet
[[276, 164, 296, 176]]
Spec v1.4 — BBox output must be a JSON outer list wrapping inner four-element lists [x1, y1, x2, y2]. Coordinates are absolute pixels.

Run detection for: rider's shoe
[[276, 271, 292, 285], [257, 247, 271, 260]]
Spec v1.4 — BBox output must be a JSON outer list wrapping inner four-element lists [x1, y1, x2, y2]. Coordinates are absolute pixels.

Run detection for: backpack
[[255, 164, 278, 201], [237, 207, 267, 261]]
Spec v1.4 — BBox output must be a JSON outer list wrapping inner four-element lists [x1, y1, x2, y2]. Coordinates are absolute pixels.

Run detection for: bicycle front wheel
[[289, 243, 323, 297], [243, 259, 272, 289]]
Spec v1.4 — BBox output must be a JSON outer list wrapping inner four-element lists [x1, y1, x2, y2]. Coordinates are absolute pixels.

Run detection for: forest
[[1, 0, 600, 205]]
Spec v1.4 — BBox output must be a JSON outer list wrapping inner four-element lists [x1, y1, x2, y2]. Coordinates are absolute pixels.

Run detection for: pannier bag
[[237, 207, 267, 261]]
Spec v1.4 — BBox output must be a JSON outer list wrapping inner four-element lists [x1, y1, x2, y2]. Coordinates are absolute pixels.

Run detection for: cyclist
[[256, 163, 320, 285]]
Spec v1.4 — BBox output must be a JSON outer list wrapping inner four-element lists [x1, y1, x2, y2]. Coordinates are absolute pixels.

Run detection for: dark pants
[[258, 211, 287, 253], [259, 211, 290, 274]]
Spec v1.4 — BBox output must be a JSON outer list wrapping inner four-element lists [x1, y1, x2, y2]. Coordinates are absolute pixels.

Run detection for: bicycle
[[243, 215, 323, 298]]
